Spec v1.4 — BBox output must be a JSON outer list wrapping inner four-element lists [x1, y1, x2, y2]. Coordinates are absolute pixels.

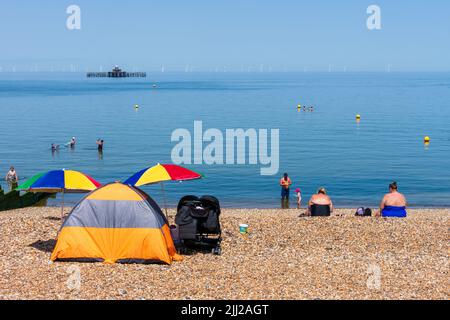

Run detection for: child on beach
[[295, 188, 302, 209]]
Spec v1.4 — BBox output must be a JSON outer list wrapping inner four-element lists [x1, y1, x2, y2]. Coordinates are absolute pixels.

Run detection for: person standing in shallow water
[[96, 139, 104, 159], [280, 173, 292, 209], [69, 137, 76, 148], [295, 188, 302, 209], [96, 139, 104, 151], [5, 166, 19, 191]]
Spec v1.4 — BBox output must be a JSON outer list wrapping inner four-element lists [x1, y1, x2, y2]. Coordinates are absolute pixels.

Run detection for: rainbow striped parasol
[[124, 163, 203, 186], [17, 169, 101, 219], [124, 164, 203, 217]]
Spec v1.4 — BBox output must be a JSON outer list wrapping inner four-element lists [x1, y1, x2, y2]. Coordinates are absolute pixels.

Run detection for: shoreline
[[42, 203, 450, 210], [0, 207, 448, 300]]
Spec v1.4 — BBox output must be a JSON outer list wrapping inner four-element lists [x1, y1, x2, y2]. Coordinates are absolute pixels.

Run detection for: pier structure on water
[[87, 65, 146, 78]]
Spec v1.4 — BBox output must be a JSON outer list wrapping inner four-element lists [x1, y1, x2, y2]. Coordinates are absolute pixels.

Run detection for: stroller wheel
[[212, 247, 222, 256]]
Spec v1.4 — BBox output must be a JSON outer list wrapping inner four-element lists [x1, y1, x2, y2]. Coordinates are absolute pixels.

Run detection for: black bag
[[175, 205, 198, 240], [204, 209, 220, 233], [355, 207, 372, 216]]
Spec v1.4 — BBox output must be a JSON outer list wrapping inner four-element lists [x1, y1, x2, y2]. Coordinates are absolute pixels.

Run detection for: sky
[[0, 0, 449, 72]]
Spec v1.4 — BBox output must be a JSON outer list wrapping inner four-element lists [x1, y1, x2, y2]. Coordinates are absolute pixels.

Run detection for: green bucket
[[239, 224, 248, 234]]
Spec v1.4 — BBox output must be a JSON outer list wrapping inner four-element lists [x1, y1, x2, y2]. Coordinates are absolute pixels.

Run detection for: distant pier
[[87, 66, 146, 78]]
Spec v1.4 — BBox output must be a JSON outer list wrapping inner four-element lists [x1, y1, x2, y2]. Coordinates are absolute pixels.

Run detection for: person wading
[[5, 166, 19, 191], [280, 172, 292, 209]]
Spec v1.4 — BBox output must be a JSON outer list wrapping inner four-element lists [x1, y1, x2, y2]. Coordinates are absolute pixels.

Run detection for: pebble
[[0, 207, 448, 300]]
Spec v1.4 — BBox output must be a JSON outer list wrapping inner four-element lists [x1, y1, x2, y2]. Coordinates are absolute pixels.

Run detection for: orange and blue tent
[[51, 182, 182, 264]]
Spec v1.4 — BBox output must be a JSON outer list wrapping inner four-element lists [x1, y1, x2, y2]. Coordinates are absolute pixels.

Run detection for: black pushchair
[[175, 195, 222, 255]]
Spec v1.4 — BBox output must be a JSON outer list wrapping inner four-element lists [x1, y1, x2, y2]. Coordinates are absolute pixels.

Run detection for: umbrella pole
[[160, 182, 168, 220], [61, 190, 65, 221]]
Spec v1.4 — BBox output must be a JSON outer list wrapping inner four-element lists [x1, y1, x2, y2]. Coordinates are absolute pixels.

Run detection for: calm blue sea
[[0, 72, 449, 208]]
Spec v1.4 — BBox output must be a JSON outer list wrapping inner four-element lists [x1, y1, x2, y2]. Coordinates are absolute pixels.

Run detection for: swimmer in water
[[69, 137, 76, 148], [96, 139, 104, 151], [51, 143, 60, 151]]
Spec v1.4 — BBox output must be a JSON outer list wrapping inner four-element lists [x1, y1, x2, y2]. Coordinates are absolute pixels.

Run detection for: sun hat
[[295, 188, 301, 193]]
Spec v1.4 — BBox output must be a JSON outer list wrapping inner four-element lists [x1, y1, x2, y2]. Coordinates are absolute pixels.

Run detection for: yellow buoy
[[424, 136, 430, 143], [356, 114, 361, 120]]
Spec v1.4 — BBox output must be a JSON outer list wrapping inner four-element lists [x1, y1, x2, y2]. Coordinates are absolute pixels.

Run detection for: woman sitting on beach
[[377, 182, 407, 217], [307, 187, 333, 217]]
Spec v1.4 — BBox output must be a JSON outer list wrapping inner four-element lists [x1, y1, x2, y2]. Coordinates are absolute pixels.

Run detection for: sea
[[0, 71, 449, 208]]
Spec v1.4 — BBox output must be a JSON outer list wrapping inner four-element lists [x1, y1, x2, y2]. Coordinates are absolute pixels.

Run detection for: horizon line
[[1, 70, 449, 74]]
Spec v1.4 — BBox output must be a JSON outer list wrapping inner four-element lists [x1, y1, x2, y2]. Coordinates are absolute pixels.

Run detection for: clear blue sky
[[0, 0, 449, 71]]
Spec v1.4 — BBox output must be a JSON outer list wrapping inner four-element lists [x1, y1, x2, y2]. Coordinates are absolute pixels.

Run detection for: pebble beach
[[0, 207, 448, 300]]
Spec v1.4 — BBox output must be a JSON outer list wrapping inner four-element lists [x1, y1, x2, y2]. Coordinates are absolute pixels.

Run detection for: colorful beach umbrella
[[124, 163, 203, 186], [17, 169, 101, 219], [15, 172, 46, 191], [124, 164, 203, 216]]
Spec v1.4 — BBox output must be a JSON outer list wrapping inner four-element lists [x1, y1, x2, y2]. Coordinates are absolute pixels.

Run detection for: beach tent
[[50, 182, 182, 264]]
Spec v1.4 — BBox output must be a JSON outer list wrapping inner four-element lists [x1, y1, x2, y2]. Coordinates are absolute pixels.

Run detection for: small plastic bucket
[[239, 224, 249, 234]]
